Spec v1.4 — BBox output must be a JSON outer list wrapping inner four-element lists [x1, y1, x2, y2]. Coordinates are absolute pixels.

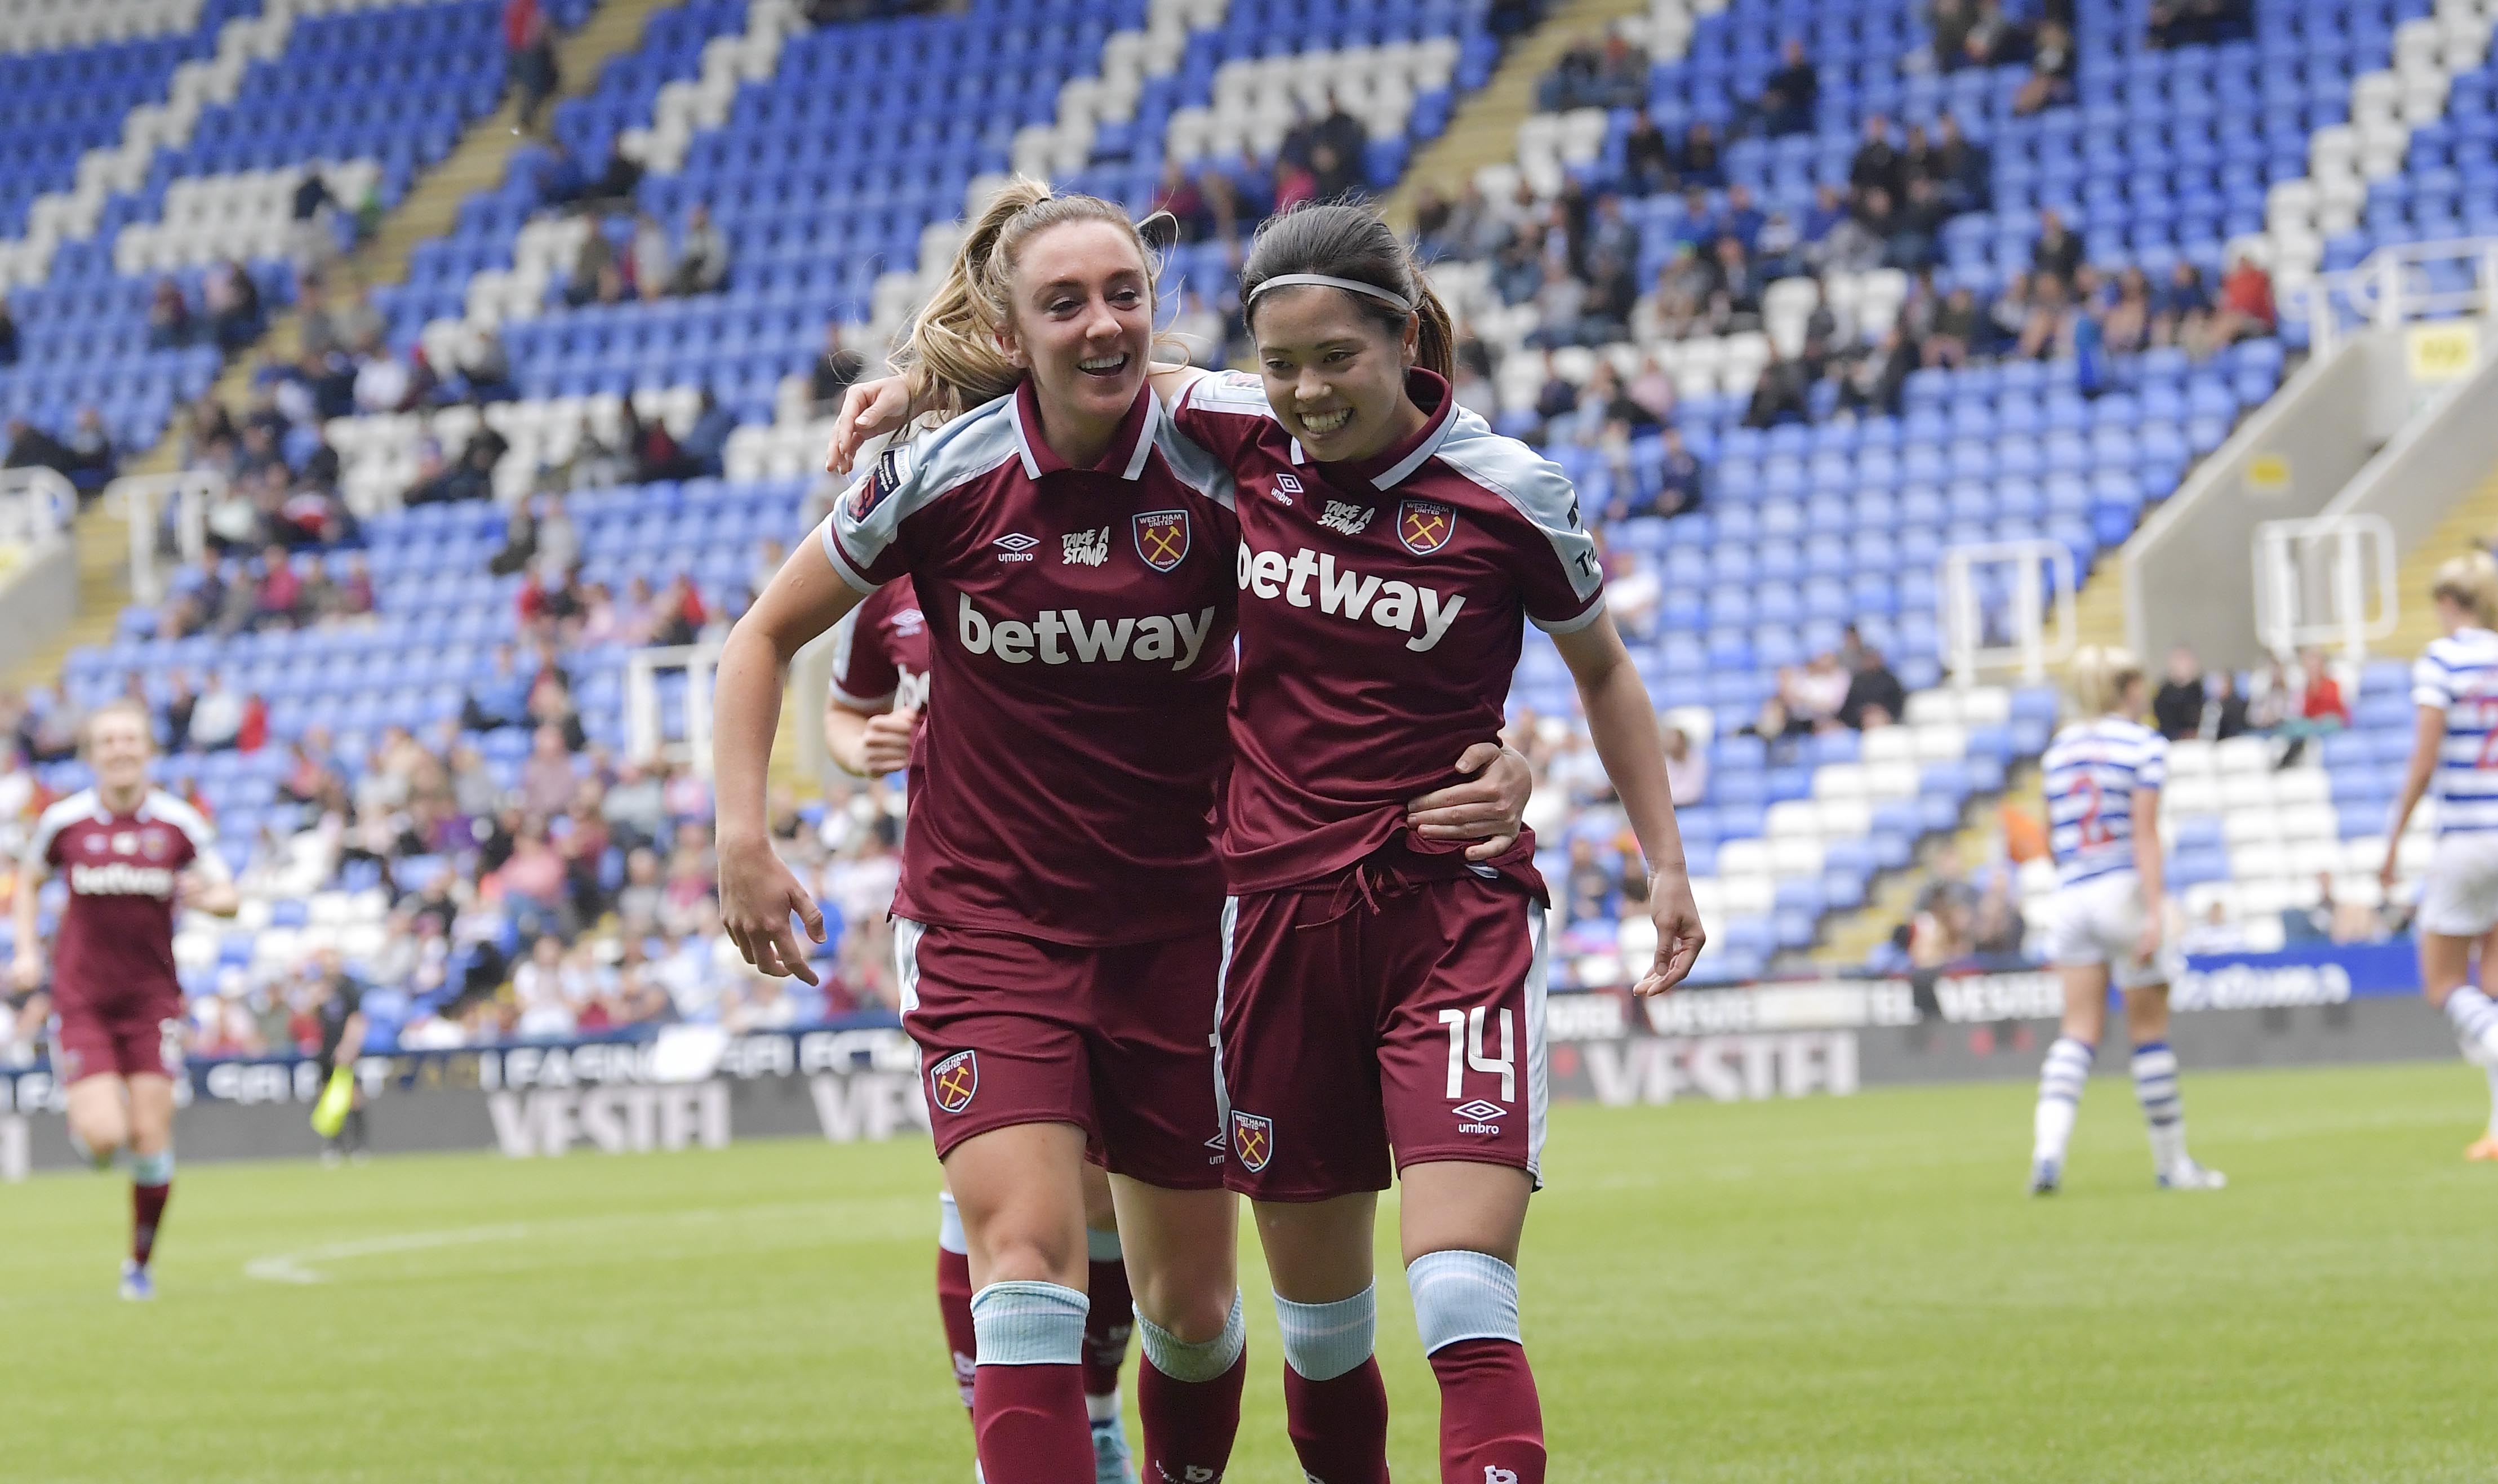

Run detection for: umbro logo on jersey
[[1061, 526, 1111, 567], [1237, 543, 1469, 652], [993, 532, 1038, 563], [1272, 472, 1303, 503]]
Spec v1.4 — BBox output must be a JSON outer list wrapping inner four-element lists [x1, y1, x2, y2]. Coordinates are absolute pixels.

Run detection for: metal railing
[[2301, 236, 2498, 359], [0, 468, 73, 548], [2252, 514, 2399, 663], [112, 470, 226, 605], [1940, 539, 2078, 687], [624, 641, 726, 775]]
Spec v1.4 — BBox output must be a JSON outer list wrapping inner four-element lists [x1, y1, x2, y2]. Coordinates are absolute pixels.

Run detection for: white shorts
[[2416, 831, 2498, 939], [2044, 870, 2182, 992]]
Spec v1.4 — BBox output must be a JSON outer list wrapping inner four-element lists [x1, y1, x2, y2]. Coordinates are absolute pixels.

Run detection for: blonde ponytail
[[2068, 645, 2146, 718], [890, 177, 1166, 423], [2430, 550, 2498, 628]]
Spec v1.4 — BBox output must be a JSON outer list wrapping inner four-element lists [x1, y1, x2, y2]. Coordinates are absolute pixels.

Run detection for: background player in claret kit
[[2381, 553, 2498, 1161], [714, 184, 1259, 1484], [10, 699, 238, 1299], [824, 579, 1144, 1481], [829, 201, 1703, 1484], [2027, 647, 2224, 1196]]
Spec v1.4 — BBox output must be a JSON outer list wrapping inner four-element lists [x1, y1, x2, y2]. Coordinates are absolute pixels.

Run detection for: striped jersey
[[2411, 626, 2498, 834], [2041, 717, 2167, 885]]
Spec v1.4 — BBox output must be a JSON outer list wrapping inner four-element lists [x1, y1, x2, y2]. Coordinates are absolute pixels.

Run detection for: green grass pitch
[[6, 1060, 2495, 1482]]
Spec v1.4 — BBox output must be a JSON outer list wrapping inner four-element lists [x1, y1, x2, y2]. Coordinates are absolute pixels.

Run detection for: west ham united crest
[[1398, 499, 1456, 555], [1133, 509, 1190, 572], [1230, 1109, 1274, 1172], [929, 1050, 978, 1115]]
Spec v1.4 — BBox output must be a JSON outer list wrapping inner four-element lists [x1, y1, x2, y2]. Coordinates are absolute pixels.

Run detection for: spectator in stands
[[2015, 274, 2070, 361], [535, 139, 587, 208], [1632, 426, 1696, 517], [2296, 646, 2348, 731], [1744, 340, 1813, 428], [1841, 648, 1906, 730], [2068, 267, 2108, 397], [59, 408, 117, 494], [2153, 260, 2214, 348], [0, 295, 16, 366], [668, 205, 730, 296], [253, 545, 306, 630], [3, 417, 81, 483], [2100, 267, 2154, 358], [2030, 207, 2082, 287], [1711, 236, 1766, 331], [1676, 123, 1723, 188], [463, 645, 533, 733], [628, 212, 672, 300], [678, 390, 736, 478], [189, 673, 246, 752], [532, 494, 580, 586], [1754, 37, 1819, 136], [1741, 695, 1810, 762], [1785, 652, 1853, 728], [510, 931, 576, 1038], [457, 326, 515, 403], [146, 279, 194, 350], [1624, 108, 1677, 194], [2013, 20, 2075, 115], [650, 574, 706, 647], [1661, 725, 1706, 806], [2193, 250, 2275, 358], [504, 0, 559, 134], [2152, 646, 2205, 739], [1821, 190, 1891, 274], [808, 324, 865, 416], [205, 257, 261, 350], [519, 723, 578, 820], [1887, 177, 1952, 270], [581, 140, 642, 213], [1927, 113, 1990, 212], [1958, 0, 2018, 68], [2149, 0, 2248, 48], [1835, 325, 1915, 418], [1925, 0, 1973, 69], [351, 332, 413, 414], [1849, 115, 1906, 205], [1923, 286, 1982, 368], [1561, 838, 1619, 928], [290, 168, 338, 269]]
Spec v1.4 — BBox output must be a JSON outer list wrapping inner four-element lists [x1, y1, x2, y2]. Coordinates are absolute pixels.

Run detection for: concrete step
[[2381, 464, 2498, 658], [1382, 0, 1649, 230]]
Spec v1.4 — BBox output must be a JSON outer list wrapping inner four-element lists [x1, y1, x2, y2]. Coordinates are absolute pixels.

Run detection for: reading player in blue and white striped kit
[[2028, 646, 2226, 1195], [2381, 553, 2498, 1162]]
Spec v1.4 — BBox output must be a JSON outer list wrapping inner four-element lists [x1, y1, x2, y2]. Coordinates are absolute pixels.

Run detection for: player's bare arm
[[11, 851, 45, 992], [179, 868, 241, 918], [715, 536, 864, 984], [2384, 703, 2445, 890], [1554, 614, 1703, 997], [823, 361, 1209, 476], [2131, 785, 2164, 966], [1404, 743, 1536, 861]]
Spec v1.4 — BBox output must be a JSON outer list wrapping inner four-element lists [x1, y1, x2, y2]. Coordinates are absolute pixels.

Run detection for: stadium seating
[[20, 0, 2498, 1031], [1, 0, 582, 455]]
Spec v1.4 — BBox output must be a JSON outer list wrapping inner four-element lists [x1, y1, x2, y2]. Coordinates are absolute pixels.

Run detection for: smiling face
[[1251, 284, 1426, 465], [85, 703, 153, 797], [995, 220, 1155, 443]]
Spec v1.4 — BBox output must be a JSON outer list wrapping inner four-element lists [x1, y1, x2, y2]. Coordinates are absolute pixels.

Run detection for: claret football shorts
[[896, 917, 1227, 1190], [1216, 860, 1550, 1201]]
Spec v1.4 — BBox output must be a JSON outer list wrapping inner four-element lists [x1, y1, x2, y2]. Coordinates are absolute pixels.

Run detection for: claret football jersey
[[821, 379, 1241, 945], [1173, 367, 1604, 894], [25, 788, 223, 1012]]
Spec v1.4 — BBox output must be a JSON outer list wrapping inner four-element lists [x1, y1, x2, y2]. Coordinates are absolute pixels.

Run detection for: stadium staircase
[[2382, 461, 2498, 655], [1381, 0, 1648, 231], [5, 0, 676, 694]]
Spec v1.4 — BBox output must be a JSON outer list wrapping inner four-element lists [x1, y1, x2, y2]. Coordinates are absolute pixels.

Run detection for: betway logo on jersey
[[1236, 544, 1466, 652], [955, 593, 1215, 671], [69, 862, 177, 898]]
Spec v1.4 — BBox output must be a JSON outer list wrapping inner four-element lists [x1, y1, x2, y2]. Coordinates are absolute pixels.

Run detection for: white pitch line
[[243, 1223, 535, 1284]]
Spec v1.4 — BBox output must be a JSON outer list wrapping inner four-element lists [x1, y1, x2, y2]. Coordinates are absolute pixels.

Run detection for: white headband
[[1246, 272, 1414, 313]]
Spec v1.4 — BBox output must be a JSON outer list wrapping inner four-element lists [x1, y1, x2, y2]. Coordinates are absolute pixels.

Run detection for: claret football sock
[[970, 1280, 1094, 1482], [1136, 1290, 1246, 1482], [130, 1149, 174, 1270], [1410, 1251, 1543, 1484], [1082, 1225, 1135, 1405], [937, 1197, 977, 1416], [1277, 1285, 1389, 1484]]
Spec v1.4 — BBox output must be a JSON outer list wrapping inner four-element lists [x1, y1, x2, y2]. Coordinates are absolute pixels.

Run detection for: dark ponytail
[[1239, 203, 1455, 380]]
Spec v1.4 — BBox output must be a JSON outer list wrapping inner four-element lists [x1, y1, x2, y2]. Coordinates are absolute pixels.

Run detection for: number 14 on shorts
[[1442, 1005, 1516, 1108]]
